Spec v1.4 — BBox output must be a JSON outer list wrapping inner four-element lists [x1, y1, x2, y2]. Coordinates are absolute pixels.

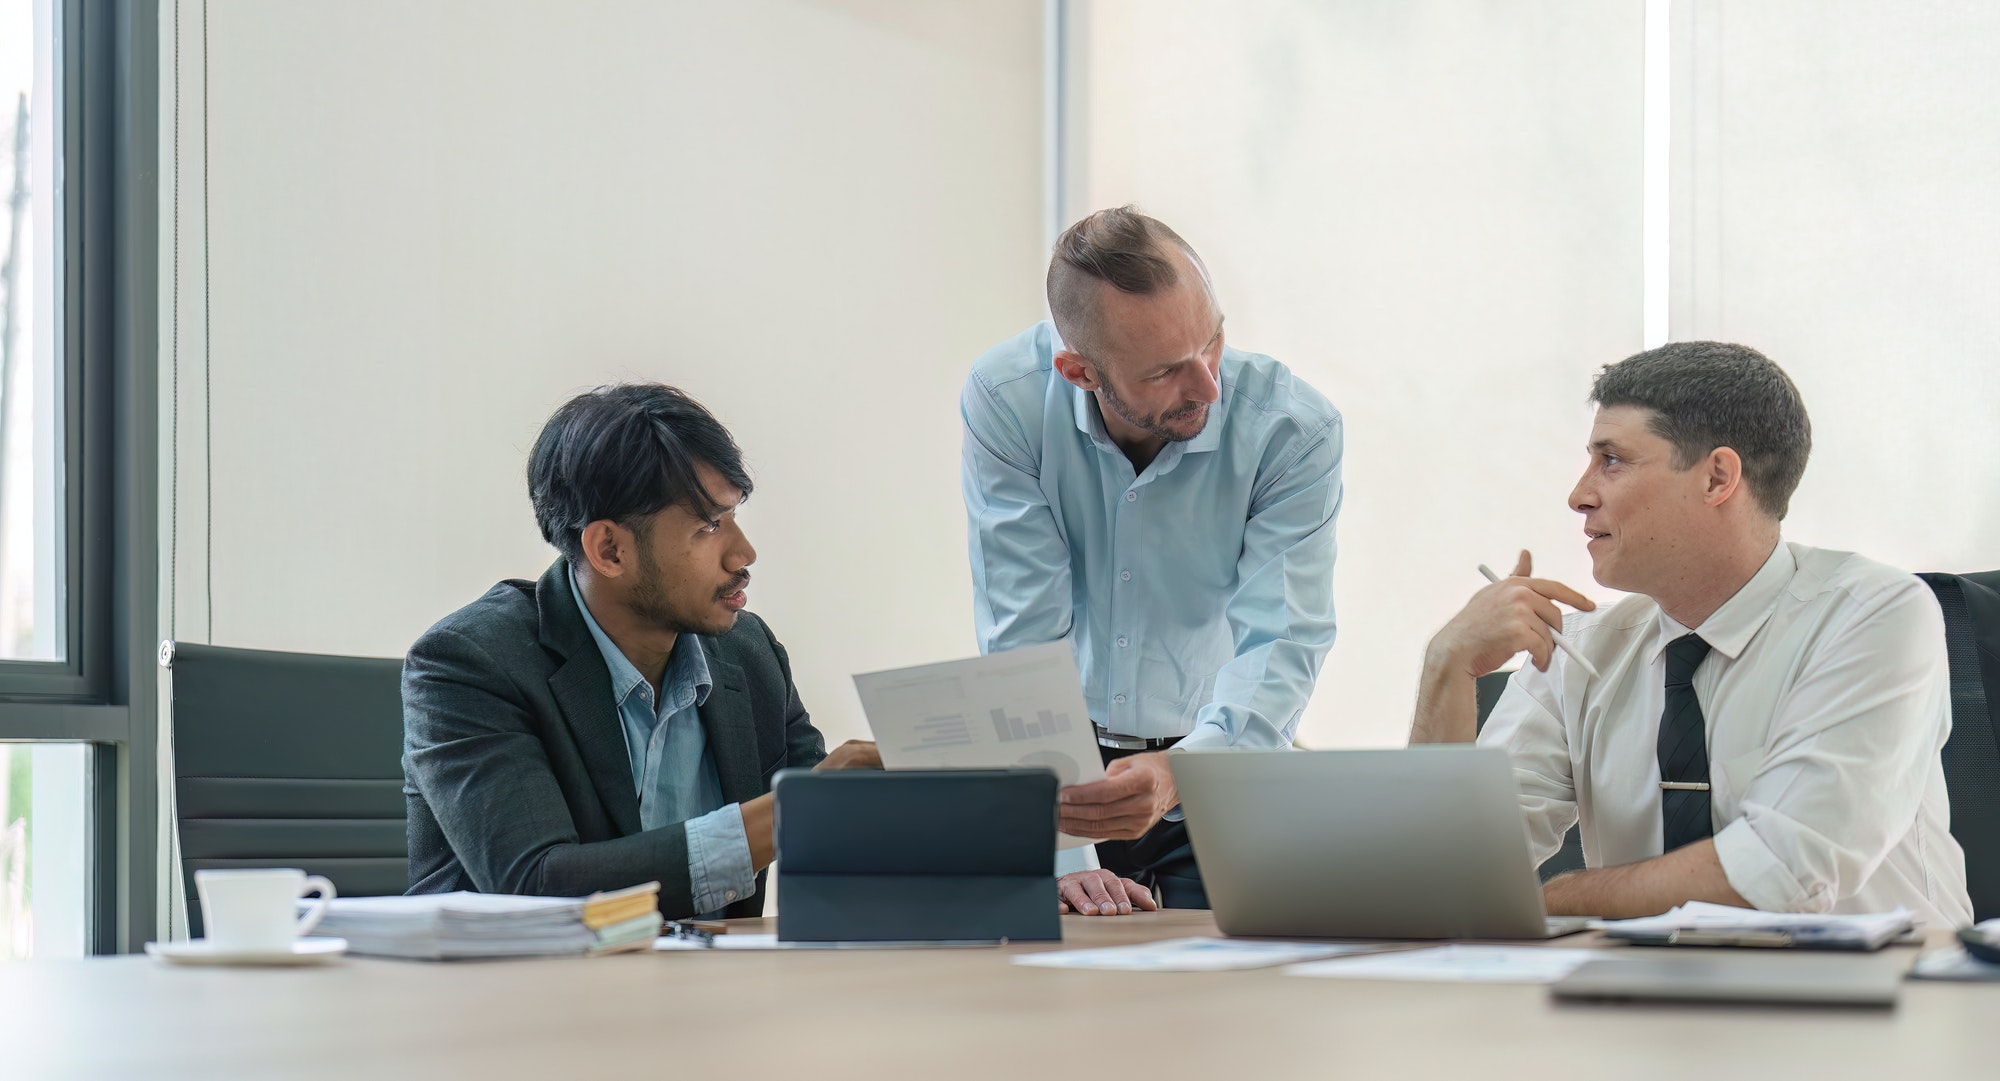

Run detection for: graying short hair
[[1047, 206, 1200, 359], [1591, 342, 1812, 519]]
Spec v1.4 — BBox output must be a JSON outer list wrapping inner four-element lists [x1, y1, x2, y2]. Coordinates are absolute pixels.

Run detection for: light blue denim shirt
[[961, 321, 1342, 751], [568, 571, 754, 915]]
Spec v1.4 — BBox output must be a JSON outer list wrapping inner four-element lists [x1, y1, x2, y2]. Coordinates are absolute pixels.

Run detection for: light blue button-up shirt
[[961, 321, 1342, 751], [568, 572, 755, 915]]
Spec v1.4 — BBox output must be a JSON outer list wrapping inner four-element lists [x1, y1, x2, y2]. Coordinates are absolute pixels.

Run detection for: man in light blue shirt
[[962, 207, 1342, 911]]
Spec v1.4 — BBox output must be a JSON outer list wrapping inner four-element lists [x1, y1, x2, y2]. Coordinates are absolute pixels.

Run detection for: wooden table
[[5, 911, 1995, 1079]]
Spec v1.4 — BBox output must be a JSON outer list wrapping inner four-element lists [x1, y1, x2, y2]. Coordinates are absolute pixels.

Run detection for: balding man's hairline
[[1047, 207, 1203, 359]]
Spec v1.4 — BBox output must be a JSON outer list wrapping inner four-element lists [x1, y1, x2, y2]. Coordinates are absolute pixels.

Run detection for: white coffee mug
[[195, 867, 337, 952]]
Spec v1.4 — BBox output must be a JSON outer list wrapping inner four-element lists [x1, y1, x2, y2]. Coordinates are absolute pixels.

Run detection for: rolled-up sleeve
[[962, 372, 1075, 655], [1178, 419, 1342, 751], [684, 804, 756, 915], [1712, 579, 1951, 913], [1476, 665, 1579, 866]]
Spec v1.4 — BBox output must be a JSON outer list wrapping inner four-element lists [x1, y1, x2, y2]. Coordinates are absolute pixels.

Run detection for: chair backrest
[[1917, 571, 2000, 922], [1474, 669, 1584, 881], [164, 641, 408, 937]]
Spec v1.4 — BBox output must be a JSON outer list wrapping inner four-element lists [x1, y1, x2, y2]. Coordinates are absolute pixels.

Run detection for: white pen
[[1477, 563, 1602, 679]]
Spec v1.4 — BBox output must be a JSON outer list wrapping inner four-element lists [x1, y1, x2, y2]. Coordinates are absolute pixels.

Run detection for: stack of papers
[[307, 882, 663, 960], [1599, 901, 1914, 950], [580, 884, 668, 954]]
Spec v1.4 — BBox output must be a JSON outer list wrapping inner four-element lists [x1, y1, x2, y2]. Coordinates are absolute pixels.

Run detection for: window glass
[[1076, 0, 1643, 748], [0, 742, 87, 959], [0, 0, 63, 662]]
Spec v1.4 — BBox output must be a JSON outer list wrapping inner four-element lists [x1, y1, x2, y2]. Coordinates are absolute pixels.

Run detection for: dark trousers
[[1092, 744, 1208, 909]]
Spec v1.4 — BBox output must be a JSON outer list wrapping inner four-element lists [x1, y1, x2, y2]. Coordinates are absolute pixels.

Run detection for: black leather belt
[[1093, 724, 1181, 751]]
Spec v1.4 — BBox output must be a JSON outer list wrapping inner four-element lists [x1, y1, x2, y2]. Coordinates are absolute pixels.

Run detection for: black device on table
[[773, 767, 1062, 943]]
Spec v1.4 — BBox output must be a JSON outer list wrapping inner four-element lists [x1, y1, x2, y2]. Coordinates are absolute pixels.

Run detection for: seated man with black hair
[[402, 384, 878, 919], [1412, 342, 1972, 927]]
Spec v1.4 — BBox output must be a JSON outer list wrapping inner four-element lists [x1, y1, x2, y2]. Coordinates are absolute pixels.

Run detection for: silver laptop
[[1172, 746, 1592, 940], [1551, 955, 1903, 1007]]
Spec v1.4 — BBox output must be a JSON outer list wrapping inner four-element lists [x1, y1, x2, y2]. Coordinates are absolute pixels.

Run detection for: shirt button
[[1120, 570, 1132, 581], [1114, 694, 1127, 705], [1116, 636, 1128, 647], [1125, 490, 1138, 502], [724, 890, 737, 901]]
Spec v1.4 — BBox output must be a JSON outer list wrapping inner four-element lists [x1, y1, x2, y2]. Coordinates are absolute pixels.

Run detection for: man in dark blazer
[[403, 384, 878, 919]]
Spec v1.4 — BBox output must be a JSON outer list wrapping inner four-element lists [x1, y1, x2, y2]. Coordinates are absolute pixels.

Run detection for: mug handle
[[295, 874, 337, 938]]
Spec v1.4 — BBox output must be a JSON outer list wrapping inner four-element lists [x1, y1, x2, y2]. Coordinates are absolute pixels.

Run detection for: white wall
[[1070, 0, 1647, 748], [166, 1, 1046, 754], [1673, 0, 2000, 572]]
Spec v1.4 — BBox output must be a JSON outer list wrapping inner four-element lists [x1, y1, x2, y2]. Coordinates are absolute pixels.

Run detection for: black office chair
[[1475, 669, 1585, 881], [1917, 571, 2000, 922], [163, 641, 409, 937]]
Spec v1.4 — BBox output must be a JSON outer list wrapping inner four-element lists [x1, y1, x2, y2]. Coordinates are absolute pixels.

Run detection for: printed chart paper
[[855, 641, 1103, 848]]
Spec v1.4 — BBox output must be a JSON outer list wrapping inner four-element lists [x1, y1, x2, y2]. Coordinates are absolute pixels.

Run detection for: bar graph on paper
[[990, 708, 1073, 742]]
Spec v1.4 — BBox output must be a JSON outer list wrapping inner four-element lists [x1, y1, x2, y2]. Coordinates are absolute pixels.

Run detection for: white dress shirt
[[1478, 541, 1973, 928]]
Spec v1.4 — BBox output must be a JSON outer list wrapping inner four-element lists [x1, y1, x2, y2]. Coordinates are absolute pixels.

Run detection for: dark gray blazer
[[401, 559, 828, 919]]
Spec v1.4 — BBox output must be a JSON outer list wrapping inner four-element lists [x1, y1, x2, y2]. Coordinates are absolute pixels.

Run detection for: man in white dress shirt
[[1411, 342, 1972, 927]]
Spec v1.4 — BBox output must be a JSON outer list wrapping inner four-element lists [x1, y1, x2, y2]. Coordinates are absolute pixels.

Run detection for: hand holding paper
[[1058, 751, 1178, 839]]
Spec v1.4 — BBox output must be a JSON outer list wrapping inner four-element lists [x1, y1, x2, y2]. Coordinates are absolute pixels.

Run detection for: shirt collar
[[567, 568, 713, 713], [1647, 540, 1795, 664]]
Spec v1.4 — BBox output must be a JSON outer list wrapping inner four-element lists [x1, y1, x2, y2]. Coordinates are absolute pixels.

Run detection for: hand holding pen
[[1477, 556, 1602, 679], [1428, 550, 1601, 681]]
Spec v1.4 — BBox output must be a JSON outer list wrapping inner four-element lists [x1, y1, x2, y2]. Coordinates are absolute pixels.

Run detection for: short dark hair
[[527, 384, 752, 564], [1590, 342, 1812, 519], [1047, 206, 1201, 358]]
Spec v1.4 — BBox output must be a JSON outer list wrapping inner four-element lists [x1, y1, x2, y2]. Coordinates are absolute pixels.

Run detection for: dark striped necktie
[[1658, 632, 1716, 852]]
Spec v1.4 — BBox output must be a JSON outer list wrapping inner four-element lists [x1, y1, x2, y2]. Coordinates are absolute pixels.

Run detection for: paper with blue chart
[[855, 641, 1104, 849]]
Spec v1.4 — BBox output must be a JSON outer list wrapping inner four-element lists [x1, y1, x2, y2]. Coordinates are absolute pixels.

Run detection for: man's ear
[[1703, 446, 1745, 508], [1052, 349, 1103, 392], [578, 519, 633, 580]]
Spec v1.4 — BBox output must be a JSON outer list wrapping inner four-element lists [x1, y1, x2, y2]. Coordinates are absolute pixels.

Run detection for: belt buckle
[[1093, 725, 1151, 751]]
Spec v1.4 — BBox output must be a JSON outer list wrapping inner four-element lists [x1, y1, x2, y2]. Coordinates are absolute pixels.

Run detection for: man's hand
[[1057, 869, 1157, 916], [1412, 550, 1596, 745], [1059, 751, 1178, 839], [813, 740, 883, 771], [1427, 550, 1595, 677]]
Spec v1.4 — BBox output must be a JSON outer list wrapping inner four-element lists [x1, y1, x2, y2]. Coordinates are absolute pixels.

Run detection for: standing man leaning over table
[[1412, 342, 1972, 928], [403, 384, 880, 920], [962, 207, 1343, 914]]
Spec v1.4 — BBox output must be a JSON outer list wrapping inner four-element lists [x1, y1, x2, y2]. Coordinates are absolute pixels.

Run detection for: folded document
[[1599, 902, 1914, 950], [306, 882, 663, 960]]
